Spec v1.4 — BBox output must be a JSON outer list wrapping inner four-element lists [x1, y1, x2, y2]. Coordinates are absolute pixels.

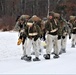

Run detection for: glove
[[62, 36, 65, 39], [17, 39, 22, 45], [34, 35, 39, 41], [57, 35, 61, 40], [23, 34, 26, 39], [69, 35, 71, 39]]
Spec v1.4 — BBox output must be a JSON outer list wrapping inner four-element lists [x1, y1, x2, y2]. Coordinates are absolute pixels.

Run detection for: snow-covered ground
[[0, 32, 76, 74]]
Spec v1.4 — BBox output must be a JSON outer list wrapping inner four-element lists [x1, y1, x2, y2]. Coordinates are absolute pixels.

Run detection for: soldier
[[30, 15, 44, 54], [15, 15, 31, 60], [23, 19, 42, 61], [44, 12, 61, 59], [17, 28, 27, 60], [69, 16, 76, 47], [60, 21, 69, 54]]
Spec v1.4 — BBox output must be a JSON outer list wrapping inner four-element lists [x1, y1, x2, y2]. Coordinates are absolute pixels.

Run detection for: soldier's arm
[[14, 21, 20, 31], [45, 21, 51, 32]]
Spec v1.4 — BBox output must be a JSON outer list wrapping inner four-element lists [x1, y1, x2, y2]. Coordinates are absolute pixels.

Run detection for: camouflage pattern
[[69, 19, 76, 34], [24, 22, 42, 40], [72, 21, 76, 34], [45, 18, 61, 35]]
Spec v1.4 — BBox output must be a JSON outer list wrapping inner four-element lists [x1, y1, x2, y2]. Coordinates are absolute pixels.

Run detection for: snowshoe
[[24, 56, 32, 62], [71, 44, 75, 48], [59, 51, 62, 55], [33, 57, 40, 61], [43, 54, 50, 60], [62, 49, 66, 53], [59, 49, 66, 55], [21, 55, 27, 60], [53, 54, 59, 59]]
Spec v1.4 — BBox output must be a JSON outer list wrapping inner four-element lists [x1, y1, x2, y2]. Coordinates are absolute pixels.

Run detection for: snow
[[0, 31, 76, 74]]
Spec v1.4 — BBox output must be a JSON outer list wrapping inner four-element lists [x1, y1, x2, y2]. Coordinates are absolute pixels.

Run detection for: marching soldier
[[30, 15, 44, 54], [17, 28, 27, 60], [60, 21, 69, 54], [15, 15, 31, 60], [44, 12, 61, 59], [69, 16, 76, 48], [23, 19, 42, 61]]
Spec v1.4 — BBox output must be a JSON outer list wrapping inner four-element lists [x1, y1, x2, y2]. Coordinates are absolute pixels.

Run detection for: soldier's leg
[[54, 35, 61, 58], [24, 38, 32, 61], [44, 34, 53, 59], [33, 38, 40, 61], [75, 34, 76, 45], [38, 38, 43, 54], [22, 38, 27, 55], [21, 41, 27, 60], [52, 40, 56, 54], [61, 36, 67, 53], [71, 34, 76, 47], [18, 35, 27, 60], [52, 35, 59, 55]]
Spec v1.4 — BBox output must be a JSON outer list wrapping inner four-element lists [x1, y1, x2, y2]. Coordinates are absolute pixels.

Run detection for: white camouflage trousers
[[72, 34, 76, 46], [61, 36, 67, 50], [46, 34, 60, 55], [22, 39, 27, 56], [26, 38, 39, 58]]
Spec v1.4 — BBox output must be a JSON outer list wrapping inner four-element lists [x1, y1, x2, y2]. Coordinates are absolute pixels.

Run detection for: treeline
[[0, 0, 76, 30]]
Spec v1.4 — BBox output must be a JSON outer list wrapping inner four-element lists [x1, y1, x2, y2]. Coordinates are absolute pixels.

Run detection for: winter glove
[[23, 34, 27, 39], [17, 39, 23, 45], [57, 35, 61, 40], [69, 35, 71, 39], [34, 35, 39, 41], [62, 36, 65, 39]]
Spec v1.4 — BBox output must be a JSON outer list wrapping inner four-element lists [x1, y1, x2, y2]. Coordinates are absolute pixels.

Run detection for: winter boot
[[59, 51, 62, 55], [21, 55, 27, 60], [31, 52, 35, 55], [71, 44, 75, 48], [43, 54, 50, 60], [24, 56, 32, 62], [53, 54, 59, 59], [33, 57, 40, 61], [51, 52, 55, 54], [62, 49, 66, 53]]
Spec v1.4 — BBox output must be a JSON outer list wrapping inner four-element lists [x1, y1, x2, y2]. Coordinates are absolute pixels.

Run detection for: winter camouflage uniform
[[44, 13, 62, 59], [24, 20, 42, 61], [30, 15, 44, 54], [16, 15, 30, 60], [69, 16, 76, 47], [60, 21, 69, 54]]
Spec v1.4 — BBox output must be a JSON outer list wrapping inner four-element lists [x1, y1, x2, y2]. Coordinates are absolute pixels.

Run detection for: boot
[[33, 57, 40, 61], [59, 51, 62, 55], [24, 56, 32, 62], [53, 54, 59, 59], [31, 52, 35, 55], [71, 44, 75, 48], [51, 52, 55, 54], [21, 55, 27, 60], [43, 54, 50, 59], [62, 49, 66, 53]]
